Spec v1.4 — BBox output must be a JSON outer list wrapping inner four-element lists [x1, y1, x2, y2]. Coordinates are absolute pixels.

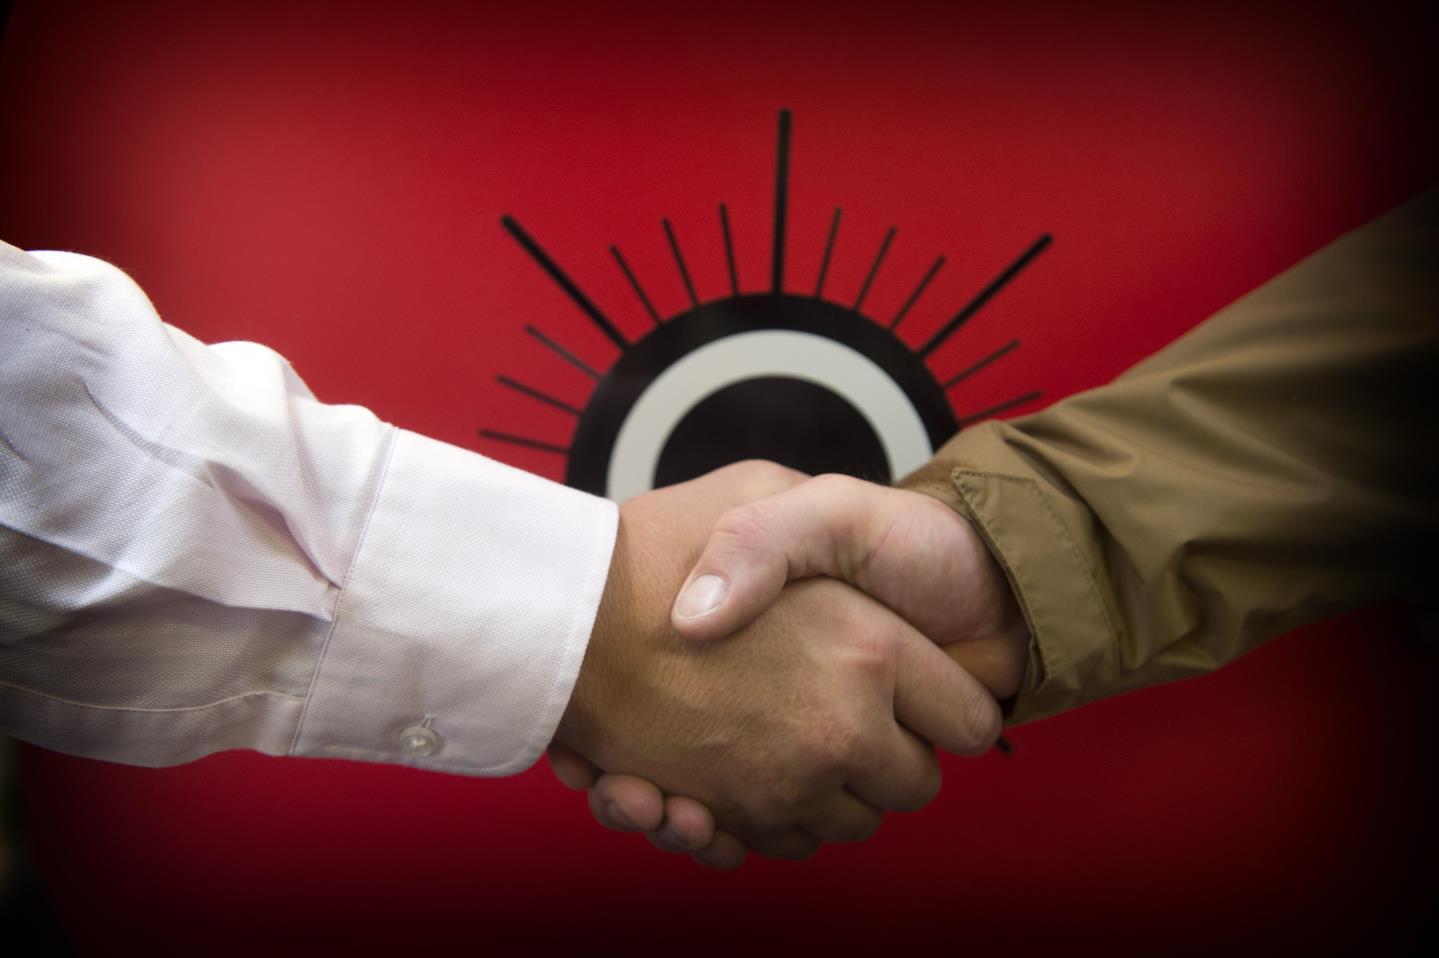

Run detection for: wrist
[[938, 506, 1030, 701], [556, 509, 629, 755]]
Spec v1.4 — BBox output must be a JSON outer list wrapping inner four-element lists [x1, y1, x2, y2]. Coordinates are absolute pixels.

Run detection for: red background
[[1, 1, 1435, 954]]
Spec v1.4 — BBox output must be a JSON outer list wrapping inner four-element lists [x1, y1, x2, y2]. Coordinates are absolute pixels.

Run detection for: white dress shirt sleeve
[[0, 241, 617, 776]]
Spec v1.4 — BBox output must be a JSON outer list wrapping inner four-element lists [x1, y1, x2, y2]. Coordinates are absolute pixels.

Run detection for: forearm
[[902, 190, 1439, 723], [0, 242, 616, 773]]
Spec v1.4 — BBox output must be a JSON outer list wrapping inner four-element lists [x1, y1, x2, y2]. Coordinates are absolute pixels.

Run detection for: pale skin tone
[[551, 468, 1030, 867], [551, 462, 1010, 862]]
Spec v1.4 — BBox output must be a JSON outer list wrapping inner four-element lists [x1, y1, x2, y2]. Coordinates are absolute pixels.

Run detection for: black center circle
[[653, 376, 890, 487], [565, 293, 958, 497]]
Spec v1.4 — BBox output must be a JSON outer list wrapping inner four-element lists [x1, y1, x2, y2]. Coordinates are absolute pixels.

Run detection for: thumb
[[670, 474, 899, 641]]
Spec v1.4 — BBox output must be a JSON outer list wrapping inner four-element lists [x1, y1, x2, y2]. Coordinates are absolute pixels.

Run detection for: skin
[[551, 471, 1030, 867], [551, 463, 1005, 861]]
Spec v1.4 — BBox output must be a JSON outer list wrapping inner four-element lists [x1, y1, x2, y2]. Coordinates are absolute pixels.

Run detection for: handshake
[[547, 460, 1030, 868]]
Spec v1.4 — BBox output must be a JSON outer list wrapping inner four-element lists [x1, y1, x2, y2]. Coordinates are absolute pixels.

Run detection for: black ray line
[[610, 245, 660, 326], [771, 108, 791, 294], [478, 429, 570, 456], [917, 234, 1052, 360], [853, 226, 897, 311], [814, 207, 842, 298], [719, 203, 739, 296], [663, 218, 699, 308], [525, 323, 601, 381], [496, 374, 582, 416], [501, 214, 628, 350], [890, 255, 945, 331], [942, 339, 1021, 390], [957, 390, 1043, 428]]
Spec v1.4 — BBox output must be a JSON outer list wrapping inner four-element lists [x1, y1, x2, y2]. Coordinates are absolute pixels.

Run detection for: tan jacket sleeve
[[900, 190, 1439, 725]]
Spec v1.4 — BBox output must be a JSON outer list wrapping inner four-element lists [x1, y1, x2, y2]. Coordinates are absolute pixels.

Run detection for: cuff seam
[[509, 497, 618, 773], [948, 467, 1120, 701], [287, 425, 400, 756]]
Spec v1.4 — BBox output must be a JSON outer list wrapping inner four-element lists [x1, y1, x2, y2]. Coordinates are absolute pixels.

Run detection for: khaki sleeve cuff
[[902, 423, 1123, 725]]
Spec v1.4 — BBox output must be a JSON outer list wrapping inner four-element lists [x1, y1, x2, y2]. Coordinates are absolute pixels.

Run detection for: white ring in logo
[[607, 329, 935, 501]]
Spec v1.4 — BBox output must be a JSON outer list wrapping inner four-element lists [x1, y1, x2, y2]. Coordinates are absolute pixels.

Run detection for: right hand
[[551, 462, 1003, 861], [562, 470, 1028, 866], [672, 473, 1028, 695]]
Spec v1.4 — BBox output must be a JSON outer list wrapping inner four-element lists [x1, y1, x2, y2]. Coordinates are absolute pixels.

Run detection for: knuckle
[[733, 459, 805, 498], [771, 771, 805, 811], [773, 771, 814, 811], [809, 472, 858, 494], [712, 500, 775, 547], [750, 768, 811, 822], [846, 626, 897, 681], [808, 710, 868, 770]]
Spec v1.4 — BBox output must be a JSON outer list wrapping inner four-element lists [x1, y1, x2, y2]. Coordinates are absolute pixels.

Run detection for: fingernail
[[603, 801, 633, 830], [674, 574, 727, 619], [658, 821, 686, 850]]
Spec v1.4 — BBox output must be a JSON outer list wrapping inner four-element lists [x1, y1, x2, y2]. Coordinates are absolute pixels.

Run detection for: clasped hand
[[548, 461, 1028, 867]]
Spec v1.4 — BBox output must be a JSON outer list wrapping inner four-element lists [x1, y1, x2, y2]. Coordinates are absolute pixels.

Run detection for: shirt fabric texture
[[0, 242, 617, 775]]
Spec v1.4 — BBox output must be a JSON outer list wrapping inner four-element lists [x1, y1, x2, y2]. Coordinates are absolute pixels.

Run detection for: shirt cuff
[[289, 429, 618, 775]]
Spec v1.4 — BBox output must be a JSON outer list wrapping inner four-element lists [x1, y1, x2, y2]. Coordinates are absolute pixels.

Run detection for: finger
[[943, 634, 1028, 702], [587, 774, 666, 832], [547, 743, 600, 790], [744, 827, 822, 862], [893, 624, 1003, 756], [692, 830, 748, 870], [846, 720, 942, 813], [644, 796, 717, 853], [797, 791, 883, 844], [672, 474, 895, 640]]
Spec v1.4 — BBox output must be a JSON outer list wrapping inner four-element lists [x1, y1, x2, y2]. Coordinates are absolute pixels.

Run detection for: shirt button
[[399, 725, 440, 757]]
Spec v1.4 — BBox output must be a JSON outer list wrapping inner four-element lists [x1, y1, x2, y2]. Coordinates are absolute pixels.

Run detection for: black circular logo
[[485, 111, 1049, 500]]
